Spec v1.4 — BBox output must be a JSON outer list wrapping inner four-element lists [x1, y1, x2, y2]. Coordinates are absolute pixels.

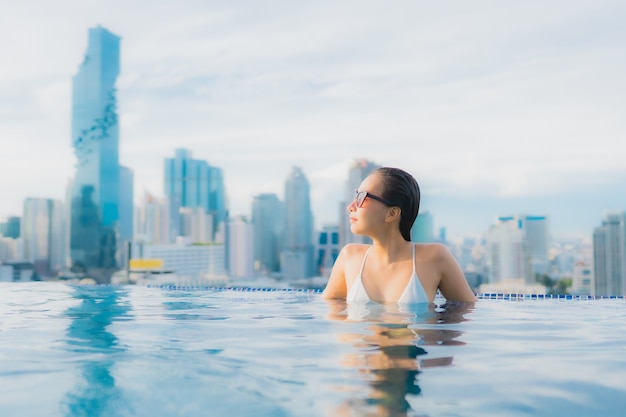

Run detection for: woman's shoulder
[[413, 242, 451, 259], [341, 243, 371, 257]]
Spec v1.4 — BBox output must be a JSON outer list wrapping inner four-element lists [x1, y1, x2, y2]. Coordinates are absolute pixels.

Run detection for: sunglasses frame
[[354, 189, 397, 208]]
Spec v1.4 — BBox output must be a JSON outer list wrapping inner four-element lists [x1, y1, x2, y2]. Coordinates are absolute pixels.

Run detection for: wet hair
[[375, 167, 420, 241]]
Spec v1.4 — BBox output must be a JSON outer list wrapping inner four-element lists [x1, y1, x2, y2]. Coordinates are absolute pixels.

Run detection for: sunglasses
[[353, 189, 397, 208]]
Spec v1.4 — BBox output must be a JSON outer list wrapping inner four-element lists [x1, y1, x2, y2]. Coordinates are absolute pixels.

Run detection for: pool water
[[1, 282, 626, 417]]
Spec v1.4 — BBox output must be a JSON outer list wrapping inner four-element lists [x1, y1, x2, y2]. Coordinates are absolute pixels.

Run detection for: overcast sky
[[1, 0, 625, 239]]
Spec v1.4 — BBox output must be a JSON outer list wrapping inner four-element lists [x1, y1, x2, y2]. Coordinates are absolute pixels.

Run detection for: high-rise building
[[22, 198, 65, 276], [571, 261, 594, 296], [497, 215, 550, 278], [0, 216, 20, 239], [180, 207, 214, 244], [134, 192, 171, 245], [69, 26, 133, 277], [0, 237, 21, 263], [485, 220, 533, 284], [227, 216, 255, 278], [593, 210, 626, 296], [251, 193, 283, 274], [339, 159, 381, 246], [316, 225, 340, 278], [164, 148, 228, 240], [411, 211, 434, 242], [281, 166, 314, 279]]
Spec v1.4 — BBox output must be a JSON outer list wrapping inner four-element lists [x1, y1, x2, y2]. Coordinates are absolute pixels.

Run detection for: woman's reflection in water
[[327, 300, 473, 417]]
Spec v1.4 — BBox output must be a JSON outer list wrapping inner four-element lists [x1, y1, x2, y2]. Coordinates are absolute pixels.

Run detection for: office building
[[251, 193, 283, 274], [281, 166, 314, 279], [411, 211, 434, 242], [22, 198, 65, 276], [0, 216, 20, 239], [136, 239, 226, 281], [180, 207, 214, 244], [485, 220, 533, 284], [69, 25, 133, 276], [316, 225, 340, 278], [571, 262, 594, 296], [497, 215, 550, 278], [164, 148, 228, 241], [227, 216, 255, 278], [593, 210, 626, 296], [134, 192, 171, 245]]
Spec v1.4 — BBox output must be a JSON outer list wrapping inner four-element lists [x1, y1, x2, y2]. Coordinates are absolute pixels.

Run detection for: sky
[[1, 0, 625, 239]]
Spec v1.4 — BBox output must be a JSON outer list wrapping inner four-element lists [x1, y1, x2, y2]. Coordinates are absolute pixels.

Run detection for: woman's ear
[[385, 207, 401, 223]]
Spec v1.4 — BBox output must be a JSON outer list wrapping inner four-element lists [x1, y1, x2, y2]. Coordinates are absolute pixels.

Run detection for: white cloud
[[1, 0, 625, 236]]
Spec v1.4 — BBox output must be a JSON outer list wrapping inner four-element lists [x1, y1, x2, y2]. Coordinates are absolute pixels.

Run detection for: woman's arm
[[321, 246, 349, 300], [434, 244, 477, 303]]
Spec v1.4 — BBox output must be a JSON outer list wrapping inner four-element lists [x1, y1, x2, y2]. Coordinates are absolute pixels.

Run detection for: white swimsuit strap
[[359, 247, 372, 276]]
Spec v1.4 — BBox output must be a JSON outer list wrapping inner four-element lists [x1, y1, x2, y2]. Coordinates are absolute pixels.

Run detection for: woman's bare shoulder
[[413, 242, 450, 258], [342, 243, 371, 255]]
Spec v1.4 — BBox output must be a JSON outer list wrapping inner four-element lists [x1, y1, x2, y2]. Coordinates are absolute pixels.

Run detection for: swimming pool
[[1, 282, 625, 417]]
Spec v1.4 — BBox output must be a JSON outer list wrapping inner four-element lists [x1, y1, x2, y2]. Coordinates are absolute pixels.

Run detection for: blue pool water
[[1, 282, 626, 417]]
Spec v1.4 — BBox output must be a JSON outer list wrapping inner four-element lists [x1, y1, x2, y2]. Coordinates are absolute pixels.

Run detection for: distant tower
[[23, 198, 65, 276], [134, 192, 171, 245], [70, 26, 133, 276], [251, 193, 283, 274], [0, 216, 20, 239], [281, 166, 314, 279], [316, 225, 340, 278], [571, 262, 594, 296], [227, 216, 255, 278], [164, 148, 228, 241], [485, 220, 533, 284], [497, 215, 550, 278], [593, 210, 626, 296], [411, 211, 434, 242], [339, 159, 381, 246]]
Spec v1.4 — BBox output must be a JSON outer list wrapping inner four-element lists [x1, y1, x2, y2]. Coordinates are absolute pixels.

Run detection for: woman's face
[[348, 173, 390, 236]]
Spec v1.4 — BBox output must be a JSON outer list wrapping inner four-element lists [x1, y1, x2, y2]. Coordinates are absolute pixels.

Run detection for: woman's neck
[[369, 234, 412, 265]]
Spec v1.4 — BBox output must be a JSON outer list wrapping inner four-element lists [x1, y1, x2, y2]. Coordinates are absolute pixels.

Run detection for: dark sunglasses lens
[[357, 191, 365, 207]]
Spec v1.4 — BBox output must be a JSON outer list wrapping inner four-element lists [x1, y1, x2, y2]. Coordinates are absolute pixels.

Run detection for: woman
[[322, 167, 477, 304]]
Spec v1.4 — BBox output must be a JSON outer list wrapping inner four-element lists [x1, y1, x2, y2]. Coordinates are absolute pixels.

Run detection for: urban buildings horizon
[[1, 25, 625, 296]]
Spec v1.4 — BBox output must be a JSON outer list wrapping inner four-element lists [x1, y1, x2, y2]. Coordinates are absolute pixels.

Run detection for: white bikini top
[[346, 244, 429, 304]]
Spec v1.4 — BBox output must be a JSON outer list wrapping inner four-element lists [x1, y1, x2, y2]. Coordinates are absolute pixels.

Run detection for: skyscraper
[[593, 210, 626, 296], [164, 148, 228, 241], [134, 192, 171, 245], [281, 166, 314, 279], [0, 216, 20, 239], [227, 216, 255, 278], [69, 26, 133, 276], [316, 225, 339, 278], [411, 211, 434, 243], [485, 220, 533, 284], [496, 215, 550, 278], [251, 193, 283, 274], [22, 198, 65, 276], [339, 159, 380, 246]]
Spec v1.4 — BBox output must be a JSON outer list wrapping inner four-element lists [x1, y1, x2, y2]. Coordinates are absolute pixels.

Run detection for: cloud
[[1, 0, 625, 237]]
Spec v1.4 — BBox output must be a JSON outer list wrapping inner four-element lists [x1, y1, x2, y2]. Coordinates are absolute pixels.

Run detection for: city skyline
[[1, 1, 625, 239]]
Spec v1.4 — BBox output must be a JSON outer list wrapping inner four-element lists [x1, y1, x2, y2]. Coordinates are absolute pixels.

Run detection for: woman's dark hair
[[375, 167, 420, 241]]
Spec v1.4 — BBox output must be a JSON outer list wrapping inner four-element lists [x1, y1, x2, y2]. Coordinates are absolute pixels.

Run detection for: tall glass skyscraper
[[70, 26, 132, 275], [163, 148, 228, 241], [251, 193, 283, 274], [23, 198, 65, 276], [281, 166, 314, 279], [593, 210, 626, 296]]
